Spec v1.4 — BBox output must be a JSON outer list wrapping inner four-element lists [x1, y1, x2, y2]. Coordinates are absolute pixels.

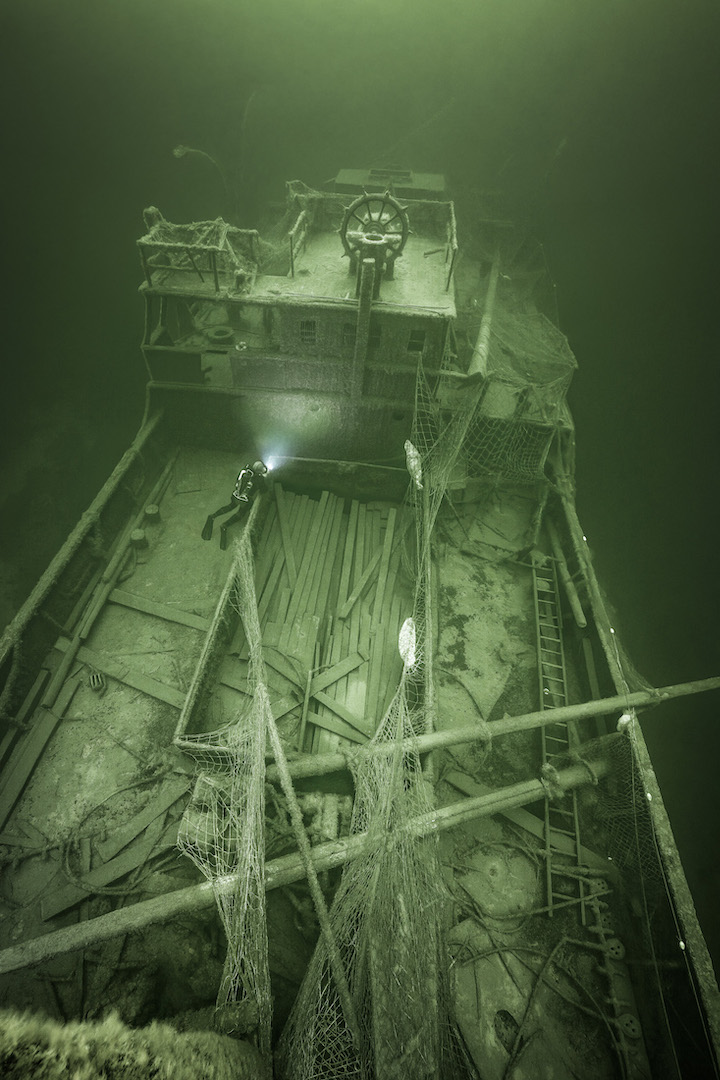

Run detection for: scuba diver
[[201, 460, 269, 549]]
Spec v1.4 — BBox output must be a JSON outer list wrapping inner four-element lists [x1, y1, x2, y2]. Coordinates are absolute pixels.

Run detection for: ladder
[[533, 555, 588, 924]]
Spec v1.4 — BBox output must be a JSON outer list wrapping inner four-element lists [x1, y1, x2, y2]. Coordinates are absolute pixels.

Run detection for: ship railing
[[288, 208, 309, 278], [445, 200, 458, 292], [137, 218, 259, 294]]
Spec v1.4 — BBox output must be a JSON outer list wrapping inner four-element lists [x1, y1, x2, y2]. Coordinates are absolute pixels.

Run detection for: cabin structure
[[137, 181, 458, 462]]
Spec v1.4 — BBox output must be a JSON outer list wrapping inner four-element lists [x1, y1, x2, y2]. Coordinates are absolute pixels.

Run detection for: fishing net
[[449, 304, 575, 485], [177, 517, 273, 1070], [277, 668, 454, 1079], [277, 261, 579, 1078], [276, 389, 485, 1078]]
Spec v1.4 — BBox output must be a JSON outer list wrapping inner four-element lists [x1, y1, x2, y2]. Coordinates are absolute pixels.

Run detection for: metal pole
[[265, 674, 720, 783]]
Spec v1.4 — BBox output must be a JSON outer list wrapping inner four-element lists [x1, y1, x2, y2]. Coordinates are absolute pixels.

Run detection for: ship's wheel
[[340, 191, 409, 267]]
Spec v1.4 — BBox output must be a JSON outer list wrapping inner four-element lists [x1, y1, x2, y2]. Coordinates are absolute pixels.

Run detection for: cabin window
[[407, 329, 426, 353], [299, 319, 317, 345], [342, 323, 356, 351]]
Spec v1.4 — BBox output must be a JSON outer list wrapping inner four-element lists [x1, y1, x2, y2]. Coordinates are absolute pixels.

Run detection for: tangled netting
[[276, 369, 495, 1079], [437, 231, 577, 486], [177, 510, 273, 1071], [277, 673, 455, 1079]]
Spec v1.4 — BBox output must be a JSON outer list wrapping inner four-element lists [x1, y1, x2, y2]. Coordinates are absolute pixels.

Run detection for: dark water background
[[1, 0, 718, 967]]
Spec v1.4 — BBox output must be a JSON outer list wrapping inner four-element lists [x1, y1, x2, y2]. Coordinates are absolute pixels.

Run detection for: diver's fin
[[201, 516, 214, 541]]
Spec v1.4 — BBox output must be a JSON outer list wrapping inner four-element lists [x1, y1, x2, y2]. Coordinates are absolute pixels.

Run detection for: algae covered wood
[[0, 676, 80, 832]]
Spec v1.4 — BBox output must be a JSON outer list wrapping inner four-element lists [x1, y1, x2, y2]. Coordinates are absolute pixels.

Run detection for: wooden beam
[[309, 652, 367, 696], [274, 484, 297, 588], [0, 677, 80, 832], [372, 507, 396, 622], [42, 817, 178, 921], [337, 546, 383, 619], [312, 690, 372, 738], [337, 500, 359, 611], [304, 709, 368, 746], [284, 492, 330, 629], [0, 670, 50, 770], [108, 588, 209, 632], [54, 638, 186, 710]]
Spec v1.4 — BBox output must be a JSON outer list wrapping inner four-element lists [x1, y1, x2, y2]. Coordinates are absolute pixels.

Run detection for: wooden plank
[[257, 554, 285, 625], [337, 500, 359, 610], [380, 595, 404, 719], [309, 653, 366, 696], [62, 566, 103, 635], [372, 507, 396, 622], [0, 677, 80, 832], [274, 484, 298, 588], [42, 817, 177, 922], [109, 588, 209, 632], [304, 710, 368, 746], [313, 621, 342, 755], [284, 491, 330, 632], [54, 639, 186, 709], [365, 622, 386, 730], [345, 599, 361, 728], [297, 644, 318, 752], [339, 621, 352, 722], [262, 647, 304, 691], [337, 514, 410, 621], [96, 778, 190, 863], [337, 546, 383, 619], [0, 670, 50, 770], [289, 494, 311, 555], [254, 503, 279, 597], [313, 690, 372, 738], [353, 504, 366, 591], [219, 666, 292, 712], [276, 587, 292, 624], [18, 669, 53, 724], [77, 459, 177, 646], [297, 493, 337, 622], [444, 770, 616, 876], [346, 613, 370, 722], [315, 500, 346, 619], [287, 613, 319, 672]]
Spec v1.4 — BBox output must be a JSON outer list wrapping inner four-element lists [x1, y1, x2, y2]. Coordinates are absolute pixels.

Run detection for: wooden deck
[[191, 483, 413, 757]]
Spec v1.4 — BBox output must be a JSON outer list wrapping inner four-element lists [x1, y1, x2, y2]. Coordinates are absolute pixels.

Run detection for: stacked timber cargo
[[181, 484, 413, 758]]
